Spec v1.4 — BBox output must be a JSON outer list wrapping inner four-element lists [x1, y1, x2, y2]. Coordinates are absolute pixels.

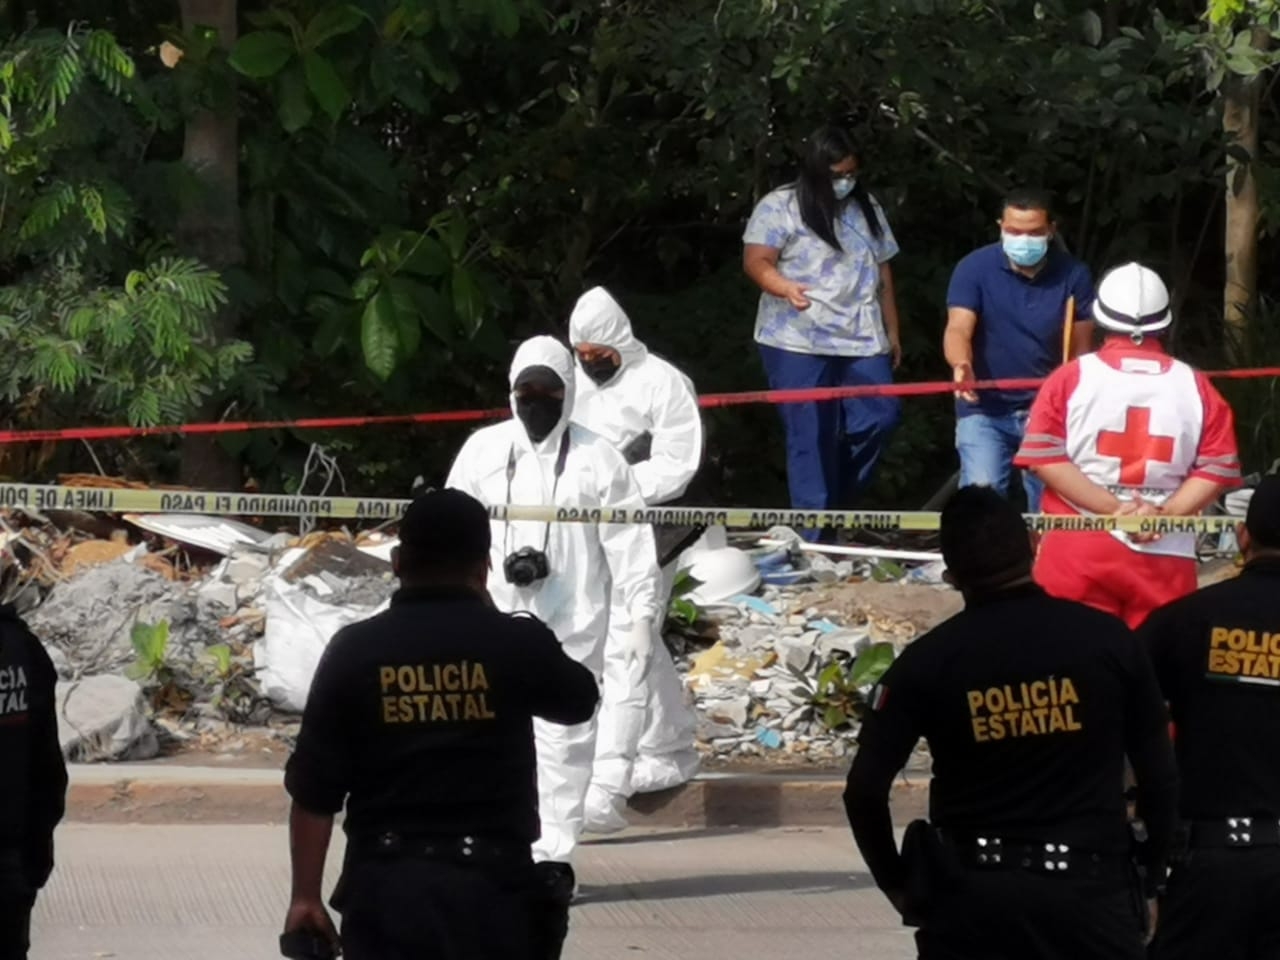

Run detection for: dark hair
[[1245, 475, 1280, 551], [1001, 187, 1055, 221], [940, 486, 1033, 590], [795, 125, 884, 252], [397, 488, 491, 581]]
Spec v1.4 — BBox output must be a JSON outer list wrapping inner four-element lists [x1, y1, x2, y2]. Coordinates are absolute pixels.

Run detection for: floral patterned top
[[744, 185, 898, 358]]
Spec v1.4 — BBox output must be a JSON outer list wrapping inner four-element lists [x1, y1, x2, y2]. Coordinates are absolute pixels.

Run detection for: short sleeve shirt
[[744, 186, 899, 358], [947, 244, 1095, 416]]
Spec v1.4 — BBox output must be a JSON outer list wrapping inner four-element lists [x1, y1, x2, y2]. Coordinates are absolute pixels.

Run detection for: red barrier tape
[[2, 367, 1277, 445]]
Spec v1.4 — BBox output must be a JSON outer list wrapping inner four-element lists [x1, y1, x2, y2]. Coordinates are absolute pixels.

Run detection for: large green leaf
[[277, 63, 313, 133], [848, 642, 896, 688], [303, 52, 350, 121], [304, 4, 367, 50], [388, 278, 423, 359], [360, 285, 398, 380], [450, 266, 485, 335], [228, 31, 294, 79], [408, 282, 456, 344]]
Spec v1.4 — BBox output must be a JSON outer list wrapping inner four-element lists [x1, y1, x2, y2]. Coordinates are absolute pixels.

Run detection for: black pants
[[916, 867, 1146, 960], [0, 896, 33, 960], [1150, 847, 1280, 960], [336, 857, 535, 960]]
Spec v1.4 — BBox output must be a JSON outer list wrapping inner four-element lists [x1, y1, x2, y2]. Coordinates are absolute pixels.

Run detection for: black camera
[[503, 546, 550, 587]]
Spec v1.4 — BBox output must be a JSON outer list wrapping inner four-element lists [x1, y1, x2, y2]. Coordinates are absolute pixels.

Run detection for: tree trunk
[[1222, 26, 1271, 362], [177, 0, 242, 489]]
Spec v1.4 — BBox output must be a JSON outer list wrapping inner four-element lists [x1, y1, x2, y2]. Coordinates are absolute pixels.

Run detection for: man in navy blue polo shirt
[[943, 188, 1096, 511]]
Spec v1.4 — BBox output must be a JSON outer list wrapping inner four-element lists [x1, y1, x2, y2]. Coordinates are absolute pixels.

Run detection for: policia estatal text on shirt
[[1142, 475, 1280, 960], [281, 490, 599, 960], [844, 486, 1178, 960]]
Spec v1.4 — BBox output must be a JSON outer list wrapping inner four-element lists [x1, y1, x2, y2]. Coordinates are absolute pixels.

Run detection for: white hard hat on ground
[[1093, 262, 1172, 337]]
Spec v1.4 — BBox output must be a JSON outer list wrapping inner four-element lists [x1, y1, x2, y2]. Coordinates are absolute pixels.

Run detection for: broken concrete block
[[197, 578, 239, 613], [226, 549, 271, 585], [775, 634, 814, 675], [56, 675, 157, 762], [704, 695, 750, 728], [818, 628, 870, 659]]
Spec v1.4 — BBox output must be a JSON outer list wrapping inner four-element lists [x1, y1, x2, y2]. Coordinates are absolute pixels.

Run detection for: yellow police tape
[[0, 482, 1247, 536]]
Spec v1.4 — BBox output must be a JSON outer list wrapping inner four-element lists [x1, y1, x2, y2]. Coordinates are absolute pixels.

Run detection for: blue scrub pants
[[759, 344, 901, 541]]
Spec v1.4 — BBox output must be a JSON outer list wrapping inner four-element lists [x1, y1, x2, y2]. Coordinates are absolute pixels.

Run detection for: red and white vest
[[1064, 353, 1203, 558]]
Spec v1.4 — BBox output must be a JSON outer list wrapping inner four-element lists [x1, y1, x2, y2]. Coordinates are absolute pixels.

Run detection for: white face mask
[[832, 176, 857, 200]]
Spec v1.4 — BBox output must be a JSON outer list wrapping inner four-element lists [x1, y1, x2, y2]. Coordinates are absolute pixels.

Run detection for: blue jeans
[[955, 411, 1043, 512], [759, 345, 902, 541]]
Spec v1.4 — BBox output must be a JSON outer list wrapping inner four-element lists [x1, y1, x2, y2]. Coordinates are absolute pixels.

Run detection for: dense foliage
[[1, 0, 1278, 506]]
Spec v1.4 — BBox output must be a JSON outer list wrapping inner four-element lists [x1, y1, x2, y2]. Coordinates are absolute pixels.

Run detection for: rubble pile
[[667, 576, 960, 767], [2, 481, 957, 772]]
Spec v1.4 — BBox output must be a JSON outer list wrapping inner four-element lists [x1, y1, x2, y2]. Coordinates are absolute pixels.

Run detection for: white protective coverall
[[569, 288, 704, 815], [445, 335, 661, 865]]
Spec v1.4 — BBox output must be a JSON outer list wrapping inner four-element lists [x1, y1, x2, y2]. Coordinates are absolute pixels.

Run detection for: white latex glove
[[619, 617, 654, 682]]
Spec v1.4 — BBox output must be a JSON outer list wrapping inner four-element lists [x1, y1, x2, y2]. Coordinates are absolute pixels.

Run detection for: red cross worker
[[1013, 262, 1241, 630]]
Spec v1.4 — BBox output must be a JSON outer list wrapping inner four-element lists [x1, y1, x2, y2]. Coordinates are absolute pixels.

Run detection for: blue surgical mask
[[832, 177, 856, 200], [1002, 232, 1049, 267]]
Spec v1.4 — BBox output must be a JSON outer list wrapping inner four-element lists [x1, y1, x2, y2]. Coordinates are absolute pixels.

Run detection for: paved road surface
[[32, 824, 913, 960]]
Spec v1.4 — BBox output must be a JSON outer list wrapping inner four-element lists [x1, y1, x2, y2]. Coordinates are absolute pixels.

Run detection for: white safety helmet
[[1093, 262, 1172, 339]]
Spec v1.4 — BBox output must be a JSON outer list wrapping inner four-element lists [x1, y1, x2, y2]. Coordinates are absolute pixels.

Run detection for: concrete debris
[[673, 571, 963, 768], [56, 675, 158, 761], [4, 504, 965, 769]]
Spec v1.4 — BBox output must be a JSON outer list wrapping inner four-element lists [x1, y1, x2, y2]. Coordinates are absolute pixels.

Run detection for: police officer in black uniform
[[845, 486, 1178, 959], [1142, 475, 1280, 960], [282, 489, 599, 960], [0, 596, 67, 960]]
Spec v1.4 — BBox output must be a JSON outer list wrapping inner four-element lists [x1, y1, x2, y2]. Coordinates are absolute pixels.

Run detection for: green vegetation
[[1, 1, 1278, 505]]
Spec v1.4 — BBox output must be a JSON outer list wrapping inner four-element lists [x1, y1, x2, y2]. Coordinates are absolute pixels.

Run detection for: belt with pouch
[[1187, 817, 1280, 848]]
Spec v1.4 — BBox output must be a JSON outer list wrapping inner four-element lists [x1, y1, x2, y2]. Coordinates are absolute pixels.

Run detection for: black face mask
[[580, 355, 621, 386], [515, 395, 563, 443]]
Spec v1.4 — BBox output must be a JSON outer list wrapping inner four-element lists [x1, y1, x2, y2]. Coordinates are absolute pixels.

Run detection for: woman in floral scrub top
[[743, 126, 903, 541]]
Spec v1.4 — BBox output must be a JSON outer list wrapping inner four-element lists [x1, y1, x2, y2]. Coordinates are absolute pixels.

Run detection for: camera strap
[[503, 430, 572, 556]]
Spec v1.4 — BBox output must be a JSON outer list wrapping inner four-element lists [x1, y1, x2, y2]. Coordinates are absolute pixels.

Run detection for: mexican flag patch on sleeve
[[870, 683, 889, 712]]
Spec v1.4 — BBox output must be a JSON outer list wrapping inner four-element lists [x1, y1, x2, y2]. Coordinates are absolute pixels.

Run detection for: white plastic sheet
[[254, 575, 387, 712]]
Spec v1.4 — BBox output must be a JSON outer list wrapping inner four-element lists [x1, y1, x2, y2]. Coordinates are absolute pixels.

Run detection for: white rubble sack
[[255, 575, 387, 713], [56, 675, 158, 762]]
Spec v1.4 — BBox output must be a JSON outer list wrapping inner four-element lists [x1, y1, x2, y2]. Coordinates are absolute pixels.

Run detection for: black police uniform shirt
[[845, 583, 1177, 893], [1140, 556, 1280, 820], [0, 604, 68, 894], [284, 584, 599, 844]]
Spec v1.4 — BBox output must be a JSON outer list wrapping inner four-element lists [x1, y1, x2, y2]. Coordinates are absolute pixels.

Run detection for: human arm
[[843, 662, 922, 904], [517, 616, 600, 725], [742, 193, 808, 309], [1159, 377, 1242, 516], [1013, 365, 1134, 513], [281, 639, 356, 949], [879, 262, 902, 369], [22, 632, 67, 891], [744, 244, 810, 310], [283, 802, 340, 948], [944, 308, 979, 403], [1120, 631, 1179, 898], [596, 448, 662, 628], [630, 370, 704, 505]]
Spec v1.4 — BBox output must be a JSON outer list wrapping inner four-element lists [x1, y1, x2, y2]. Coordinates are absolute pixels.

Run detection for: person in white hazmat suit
[[568, 287, 705, 832], [445, 335, 661, 947]]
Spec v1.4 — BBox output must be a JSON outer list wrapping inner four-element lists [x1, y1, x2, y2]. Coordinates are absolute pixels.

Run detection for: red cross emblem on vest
[[1096, 407, 1175, 486]]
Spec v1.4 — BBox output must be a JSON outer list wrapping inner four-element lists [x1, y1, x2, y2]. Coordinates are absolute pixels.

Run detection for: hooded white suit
[[569, 288, 703, 809], [446, 336, 660, 864]]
